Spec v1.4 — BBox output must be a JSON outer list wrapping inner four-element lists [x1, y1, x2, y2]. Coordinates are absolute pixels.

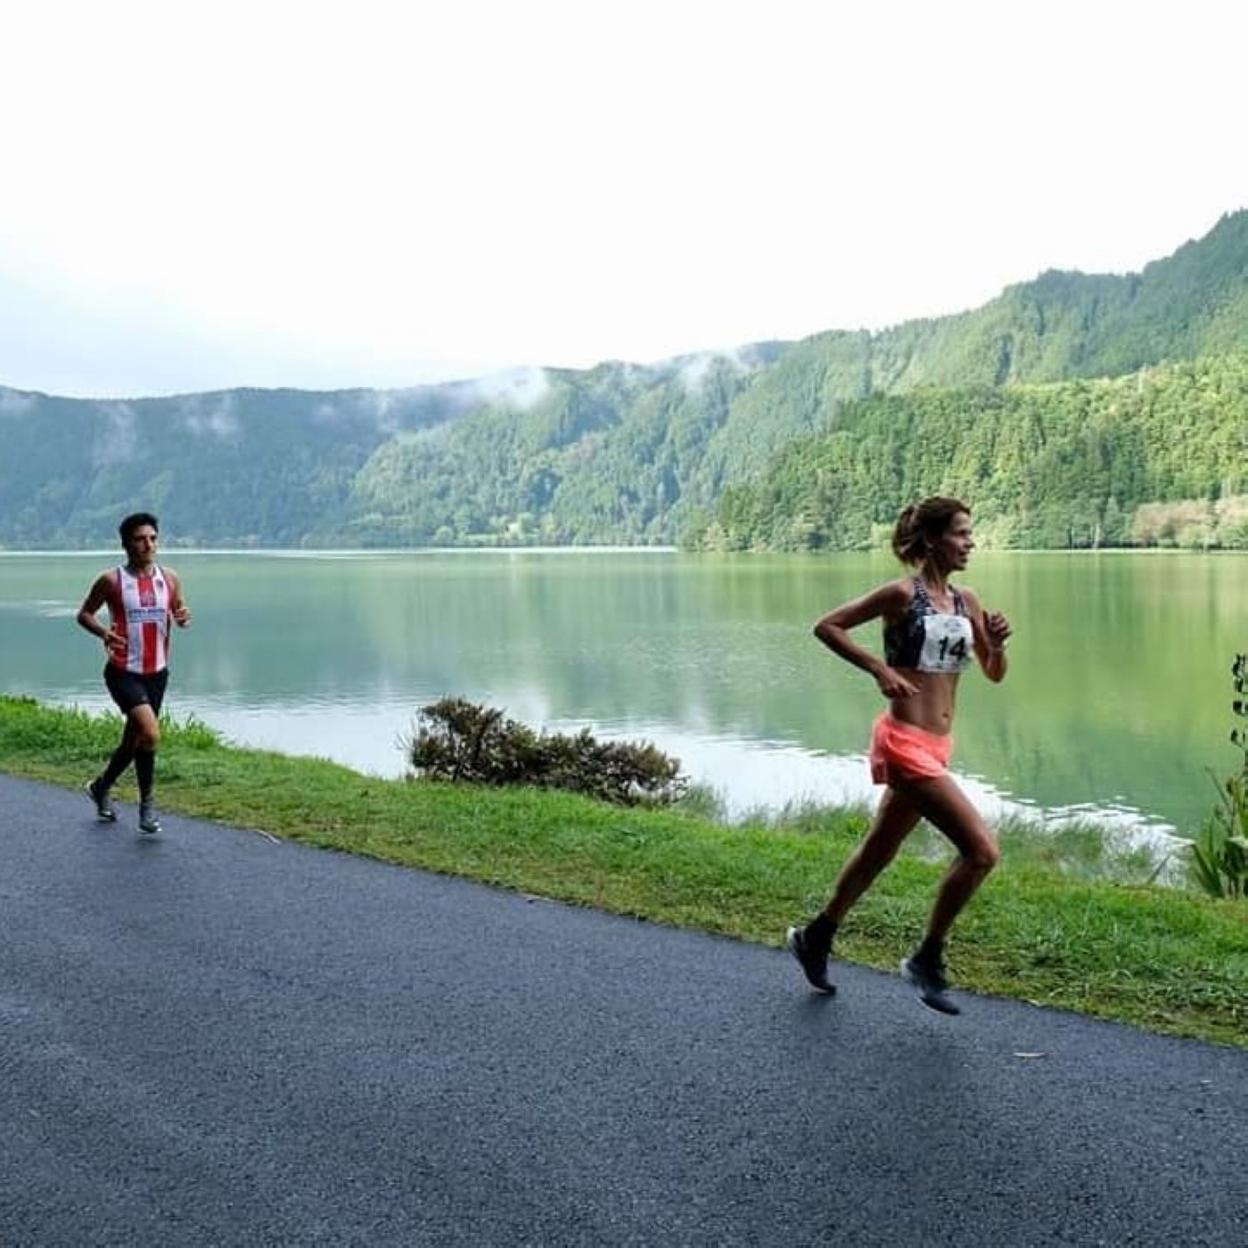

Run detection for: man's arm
[[166, 568, 191, 628], [77, 573, 123, 654]]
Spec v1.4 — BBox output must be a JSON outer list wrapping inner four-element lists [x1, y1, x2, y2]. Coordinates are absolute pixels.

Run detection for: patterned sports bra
[[883, 578, 974, 674]]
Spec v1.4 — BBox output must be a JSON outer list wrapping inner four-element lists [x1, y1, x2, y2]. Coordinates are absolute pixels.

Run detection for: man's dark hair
[[119, 512, 160, 544]]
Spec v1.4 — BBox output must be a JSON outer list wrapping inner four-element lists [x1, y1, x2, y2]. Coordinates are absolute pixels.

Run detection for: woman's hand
[[875, 666, 919, 698], [984, 610, 1011, 652]]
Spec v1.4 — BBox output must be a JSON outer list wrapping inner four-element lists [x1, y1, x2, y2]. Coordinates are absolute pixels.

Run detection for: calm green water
[[3, 549, 1245, 840]]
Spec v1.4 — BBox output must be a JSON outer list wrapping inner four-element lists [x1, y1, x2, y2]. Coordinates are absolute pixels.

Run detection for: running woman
[[77, 513, 191, 834], [787, 497, 1011, 1014]]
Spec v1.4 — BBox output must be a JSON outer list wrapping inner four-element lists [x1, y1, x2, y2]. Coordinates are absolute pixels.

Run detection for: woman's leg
[[823, 786, 924, 926], [787, 786, 925, 991], [890, 773, 999, 1013], [899, 773, 999, 943]]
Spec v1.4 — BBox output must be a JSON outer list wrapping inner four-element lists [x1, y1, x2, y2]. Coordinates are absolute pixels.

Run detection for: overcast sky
[[1, 0, 1244, 399]]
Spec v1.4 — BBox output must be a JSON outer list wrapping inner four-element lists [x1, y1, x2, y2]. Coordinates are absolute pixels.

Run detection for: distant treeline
[[683, 356, 1248, 551]]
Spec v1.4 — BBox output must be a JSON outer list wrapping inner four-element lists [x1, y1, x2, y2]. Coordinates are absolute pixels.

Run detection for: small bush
[[169, 714, 225, 751], [406, 698, 688, 806], [1189, 653, 1248, 899]]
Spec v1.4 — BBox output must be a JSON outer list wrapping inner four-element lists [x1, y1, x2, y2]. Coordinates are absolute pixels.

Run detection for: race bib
[[919, 615, 973, 673]]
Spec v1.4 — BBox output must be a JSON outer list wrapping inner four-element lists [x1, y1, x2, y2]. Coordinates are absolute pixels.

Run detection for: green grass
[[3, 695, 1245, 1048]]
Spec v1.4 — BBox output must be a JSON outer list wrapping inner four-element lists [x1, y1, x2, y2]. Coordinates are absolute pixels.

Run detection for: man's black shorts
[[103, 665, 169, 716]]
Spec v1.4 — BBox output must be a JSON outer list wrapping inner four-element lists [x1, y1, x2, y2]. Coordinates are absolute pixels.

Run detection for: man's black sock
[[134, 749, 155, 801], [916, 935, 945, 965], [99, 743, 135, 790]]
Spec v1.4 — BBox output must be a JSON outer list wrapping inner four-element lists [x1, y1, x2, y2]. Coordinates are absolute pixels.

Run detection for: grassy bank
[[2, 695, 1244, 1048]]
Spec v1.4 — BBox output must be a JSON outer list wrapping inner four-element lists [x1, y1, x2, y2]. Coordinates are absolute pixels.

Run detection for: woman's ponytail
[[891, 504, 920, 563]]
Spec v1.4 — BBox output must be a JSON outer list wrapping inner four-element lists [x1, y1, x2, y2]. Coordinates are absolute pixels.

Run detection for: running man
[[77, 513, 191, 834], [787, 497, 1011, 1014]]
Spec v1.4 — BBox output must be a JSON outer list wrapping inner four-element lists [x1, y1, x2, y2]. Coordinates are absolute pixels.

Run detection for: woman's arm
[[963, 587, 1010, 683], [814, 580, 918, 698]]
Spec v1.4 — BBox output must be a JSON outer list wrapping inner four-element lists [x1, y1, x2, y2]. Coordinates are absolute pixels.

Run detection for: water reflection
[[3, 549, 1244, 847]]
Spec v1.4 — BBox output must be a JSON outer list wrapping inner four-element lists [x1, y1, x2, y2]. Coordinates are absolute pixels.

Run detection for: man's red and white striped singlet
[[105, 565, 172, 674]]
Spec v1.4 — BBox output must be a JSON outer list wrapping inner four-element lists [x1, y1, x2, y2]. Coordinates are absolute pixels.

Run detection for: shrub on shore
[[407, 698, 688, 807], [1190, 653, 1248, 899]]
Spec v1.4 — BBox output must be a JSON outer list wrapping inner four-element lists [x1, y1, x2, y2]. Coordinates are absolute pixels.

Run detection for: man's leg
[[92, 668, 141, 818], [129, 703, 162, 833], [88, 719, 137, 821], [98, 720, 137, 790]]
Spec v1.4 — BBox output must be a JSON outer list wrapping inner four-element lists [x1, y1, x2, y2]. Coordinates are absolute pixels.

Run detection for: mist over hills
[[2, 211, 1246, 550]]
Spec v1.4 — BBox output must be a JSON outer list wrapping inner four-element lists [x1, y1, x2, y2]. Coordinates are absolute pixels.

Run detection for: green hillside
[[688, 355, 1248, 551], [0, 384, 478, 547], [2, 211, 1246, 549]]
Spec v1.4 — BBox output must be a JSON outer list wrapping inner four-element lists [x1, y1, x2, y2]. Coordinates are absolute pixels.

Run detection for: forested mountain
[[687, 355, 1248, 552], [2, 211, 1247, 549], [342, 346, 784, 545], [0, 377, 529, 547]]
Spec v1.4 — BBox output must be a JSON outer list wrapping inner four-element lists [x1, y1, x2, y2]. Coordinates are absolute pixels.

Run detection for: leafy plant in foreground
[[1190, 653, 1248, 899]]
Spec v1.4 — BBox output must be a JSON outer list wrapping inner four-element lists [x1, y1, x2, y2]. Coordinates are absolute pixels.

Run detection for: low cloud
[[179, 394, 240, 439], [364, 389, 406, 435], [461, 367, 551, 412], [675, 348, 761, 393], [92, 402, 138, 467]]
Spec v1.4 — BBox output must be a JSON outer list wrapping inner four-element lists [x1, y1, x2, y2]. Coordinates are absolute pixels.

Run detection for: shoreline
[[18, 687, 1191, 871], [1, 545, 1244, 557]]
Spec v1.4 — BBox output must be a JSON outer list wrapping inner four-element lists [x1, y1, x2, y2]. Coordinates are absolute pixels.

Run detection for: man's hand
[[102, 628, 126, 657], [172, 603, 192, 629]]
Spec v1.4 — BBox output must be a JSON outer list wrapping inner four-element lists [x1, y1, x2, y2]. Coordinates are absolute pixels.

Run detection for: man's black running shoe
[[86, 778, 117, 822], [786, 926, 836, 995], [901, 955, 960, 1015], [138, 800, 162, 835]]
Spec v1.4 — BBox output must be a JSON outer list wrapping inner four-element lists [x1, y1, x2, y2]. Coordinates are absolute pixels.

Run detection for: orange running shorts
[[869, 713, 954, 785]]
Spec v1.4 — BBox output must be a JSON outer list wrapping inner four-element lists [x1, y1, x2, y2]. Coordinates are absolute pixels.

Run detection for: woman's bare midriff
[[888, 669, 960, 735]]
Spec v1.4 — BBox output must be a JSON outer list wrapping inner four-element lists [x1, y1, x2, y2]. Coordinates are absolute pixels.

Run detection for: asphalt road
[[1, 772, 1245, 1246]]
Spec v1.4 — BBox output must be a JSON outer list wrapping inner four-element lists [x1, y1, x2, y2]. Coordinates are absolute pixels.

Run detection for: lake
[[3, 549, 1245, 849]]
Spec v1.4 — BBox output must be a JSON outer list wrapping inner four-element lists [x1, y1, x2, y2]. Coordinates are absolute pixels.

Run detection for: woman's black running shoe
[[786, 926, 836, 995], [901, 955, 960, 1015]]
